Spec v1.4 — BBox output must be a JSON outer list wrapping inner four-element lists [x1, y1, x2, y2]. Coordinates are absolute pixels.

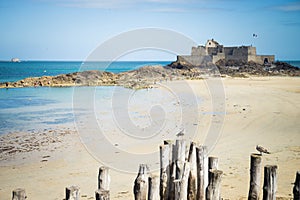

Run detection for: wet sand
[[0, 76, 299, 199]]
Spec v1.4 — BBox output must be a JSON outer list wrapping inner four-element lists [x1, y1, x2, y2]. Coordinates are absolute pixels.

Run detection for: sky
[[0, 0, 300, 61]]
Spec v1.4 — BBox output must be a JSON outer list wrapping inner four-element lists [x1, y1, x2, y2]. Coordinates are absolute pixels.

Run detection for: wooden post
[[263, 165, 277, 200], [196, 145, 207, 200], [208, 157, 218, 182], [160, 141, 171, 200], [208, 157, 218, 171], [66, 186, 80, 200], [134, 164, 149, 200], [169, 159, 176, 200], [294, 171, 300, 200], [174, 139, 186, 179], [95, 189, 110, 200], [179, 162, 191, 200], [98, 166, 110, 191], [188, 142, 197, 200], [248, 154, 262, 200], [12, 188, 26, 200], [148, 175, 160, 200], [206, 169, 223, 200], [171, 139, 186, 200]]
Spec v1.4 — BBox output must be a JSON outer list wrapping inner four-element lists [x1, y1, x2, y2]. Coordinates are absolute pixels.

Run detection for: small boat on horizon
[[11, 58, 21, 63]]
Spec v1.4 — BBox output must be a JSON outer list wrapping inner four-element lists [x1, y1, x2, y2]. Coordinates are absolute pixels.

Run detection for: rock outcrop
[[0, 65, 203, 89], [168, 59, 300, 77], [214, 60, 300, 77]]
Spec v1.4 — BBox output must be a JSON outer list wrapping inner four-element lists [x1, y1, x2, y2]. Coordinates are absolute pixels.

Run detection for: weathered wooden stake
[[98, 166, 110, 191], [196, 145, 207, 200], [263, 165, 277, 200], [206, 169, 223, 200], [95, 189, 110, 200], [171, 139, 187, 200], [12, 188, 26, 200], [208, 156, 219, 182], [174, 139, 186, 179], [179, 162, 191, 200], [248, 153, 262, 200], [293, 171, 300, 200], [66, 185, 80, 200], [148, 175, 160, 200], [134, 164, 149, 200], [208, 157, 218, 171], [169, 160, 176, 200], [160, 141, 171, 200], [188, 142, 197, 200]]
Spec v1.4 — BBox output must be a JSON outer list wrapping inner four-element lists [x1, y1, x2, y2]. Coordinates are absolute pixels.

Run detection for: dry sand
[[0, 76, 299, 199]]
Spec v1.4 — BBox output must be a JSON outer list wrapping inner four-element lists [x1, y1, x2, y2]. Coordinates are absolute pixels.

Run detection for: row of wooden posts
[[11, 139, 300, 200]]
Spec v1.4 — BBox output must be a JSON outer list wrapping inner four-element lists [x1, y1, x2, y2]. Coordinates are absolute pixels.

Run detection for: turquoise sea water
[[284, 60, 300, 68]]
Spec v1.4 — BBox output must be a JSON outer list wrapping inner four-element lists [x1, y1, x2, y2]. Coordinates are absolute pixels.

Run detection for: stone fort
[[177, 39, 275, 66]]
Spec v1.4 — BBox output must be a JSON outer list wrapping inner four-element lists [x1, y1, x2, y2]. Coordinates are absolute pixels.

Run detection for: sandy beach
[[0, 76, 299, 199]]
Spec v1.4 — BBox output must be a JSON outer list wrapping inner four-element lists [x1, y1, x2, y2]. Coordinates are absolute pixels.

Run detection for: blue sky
[[0, 0, 300, 61]]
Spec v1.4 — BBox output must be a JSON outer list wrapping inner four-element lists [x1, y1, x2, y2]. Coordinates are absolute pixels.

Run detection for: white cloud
[[147, 7, 188, 12], [52, 0, 199, 9], [58, 0, 138, 9], [42, 0, 232, 12], [276, 2, 300, 11]]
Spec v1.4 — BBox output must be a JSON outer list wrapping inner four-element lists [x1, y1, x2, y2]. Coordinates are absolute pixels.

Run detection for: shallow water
[[0, 87, 75, 134]]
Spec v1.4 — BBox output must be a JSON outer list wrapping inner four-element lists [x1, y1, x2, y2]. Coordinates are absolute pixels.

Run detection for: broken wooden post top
[[264, 165, 278, 170], [209, 169, 223, 175], [12, 188, 25, 192], [163, 140, 172, 145], [208, 156, 219, 170], [138, 164, 149, 174], [196, 145, 208, 155], [66, 185, 80, 190], [66, 185, 80, 200], [95, 189, 110, 200], [99, 166, 109, 170], [12, 188, 26, 200], [134, 164, 150, 200], [251, 153, 262, 158]]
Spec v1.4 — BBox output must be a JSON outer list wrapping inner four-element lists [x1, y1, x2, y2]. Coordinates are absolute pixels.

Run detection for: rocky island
[[1, 39, 299, 89], [1, 60, 299, 89]]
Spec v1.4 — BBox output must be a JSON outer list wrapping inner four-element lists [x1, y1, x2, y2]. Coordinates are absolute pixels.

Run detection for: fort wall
[[212, 53, 225, 64], [191, 46, 206, 56], [253, 55, 275, 64], [224, 47, 249, 62], [176, 39, 275, 65]]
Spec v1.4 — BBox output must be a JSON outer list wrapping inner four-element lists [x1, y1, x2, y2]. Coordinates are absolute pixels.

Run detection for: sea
[[0, 60, 299, 135], [0, 61, 172, 134]]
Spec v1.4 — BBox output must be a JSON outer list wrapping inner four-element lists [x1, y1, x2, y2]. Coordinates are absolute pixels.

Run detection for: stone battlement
[[179, 39, 275, 65]]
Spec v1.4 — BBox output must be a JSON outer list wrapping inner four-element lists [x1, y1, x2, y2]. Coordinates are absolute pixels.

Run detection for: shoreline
[[0, 77, 299, 199]]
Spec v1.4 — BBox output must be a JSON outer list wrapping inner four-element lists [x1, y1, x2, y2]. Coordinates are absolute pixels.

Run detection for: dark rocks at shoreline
[[0, 65, 204, 89], [168, 59, 300, 77], [215, 60, 300, 77], [1, 70, 119, 88]]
